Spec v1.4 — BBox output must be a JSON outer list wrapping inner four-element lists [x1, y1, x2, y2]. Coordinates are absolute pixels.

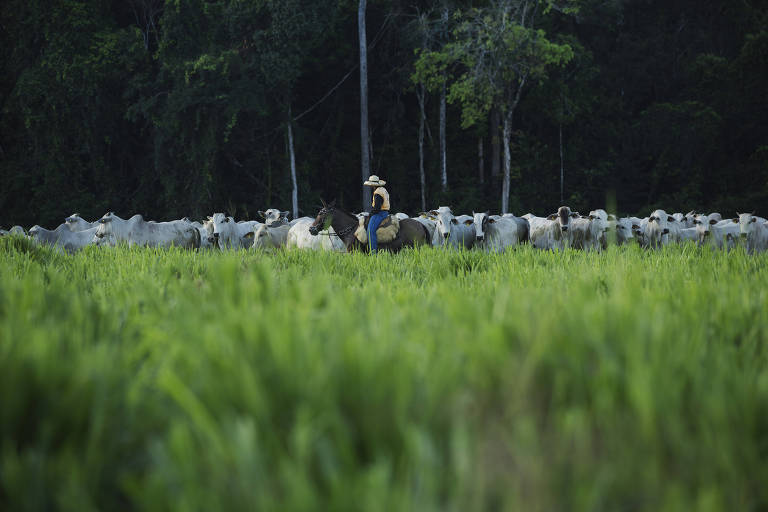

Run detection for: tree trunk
[[559, 120, 564, 204], [439, 81, 447, 192], [358, 0, 371, 211], [265, 144, 272, 205], [502, 113, 512, 214], [287, 105, 298, 219], [501, 76, 526, 214], [439, 7, 449, 192], [417, 83, 427, 212], [478, 136, 484, 185], [491, 107, 501, 178]]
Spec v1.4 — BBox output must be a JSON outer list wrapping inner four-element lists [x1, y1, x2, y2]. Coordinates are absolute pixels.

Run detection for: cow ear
[[464, 219, 474, 225], [244, 231, 254, 239], [257, 211, 266, 219], [547, 214, 557, 220], [281, 211, 290, 218], [608, 214, 616, 221], [487, 218, 495, 224]]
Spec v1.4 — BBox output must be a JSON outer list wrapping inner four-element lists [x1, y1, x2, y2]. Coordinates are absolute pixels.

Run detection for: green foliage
[[414, 2, 576, 128], [1, 241, 768, 509], [1, 0, 768, 226]]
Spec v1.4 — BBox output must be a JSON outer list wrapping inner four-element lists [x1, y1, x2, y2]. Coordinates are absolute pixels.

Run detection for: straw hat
[[363, 175, 386, 186]]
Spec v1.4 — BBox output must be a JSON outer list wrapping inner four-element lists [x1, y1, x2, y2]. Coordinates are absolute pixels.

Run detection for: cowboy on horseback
[[364, 175, 390, 253]]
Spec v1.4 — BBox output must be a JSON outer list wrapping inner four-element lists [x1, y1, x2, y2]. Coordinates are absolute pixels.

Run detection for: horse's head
[[308, 199, 336, 236]]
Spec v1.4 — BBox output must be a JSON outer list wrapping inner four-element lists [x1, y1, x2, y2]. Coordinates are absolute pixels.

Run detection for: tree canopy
[[1, 0, 766, 227]]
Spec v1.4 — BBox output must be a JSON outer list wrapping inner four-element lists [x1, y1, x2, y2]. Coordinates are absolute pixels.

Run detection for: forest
[[1, 0, 767, 228]]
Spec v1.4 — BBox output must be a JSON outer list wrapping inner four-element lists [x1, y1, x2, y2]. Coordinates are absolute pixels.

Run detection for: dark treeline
[[1, 0, 766, 228]]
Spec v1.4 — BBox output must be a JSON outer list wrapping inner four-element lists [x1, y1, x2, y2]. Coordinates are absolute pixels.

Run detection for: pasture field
[[1, 236, 768, 511]]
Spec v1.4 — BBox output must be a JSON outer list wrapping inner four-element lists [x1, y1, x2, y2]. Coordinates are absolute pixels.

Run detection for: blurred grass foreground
[[1, 236, 768, 511]]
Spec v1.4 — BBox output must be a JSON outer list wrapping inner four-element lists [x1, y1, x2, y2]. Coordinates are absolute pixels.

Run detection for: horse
[[308, 200, 430, 253]]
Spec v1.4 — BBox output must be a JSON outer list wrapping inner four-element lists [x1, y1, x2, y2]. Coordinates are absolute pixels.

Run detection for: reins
[[316, 207, 357, 239]]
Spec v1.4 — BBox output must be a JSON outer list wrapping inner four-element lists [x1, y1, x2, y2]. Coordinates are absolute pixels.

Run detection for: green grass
[[1, 236, 767, 511]]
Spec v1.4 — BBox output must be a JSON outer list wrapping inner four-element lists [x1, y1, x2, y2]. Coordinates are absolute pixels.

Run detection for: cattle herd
[[2, 206, 768, 254]]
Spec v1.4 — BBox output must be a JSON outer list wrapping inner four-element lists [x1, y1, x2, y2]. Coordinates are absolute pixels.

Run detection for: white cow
[[413, 214, 438, 240], [613, 217, 636, 245], [501, 213, 530, 243], [570, 214, 608, 251], [428, 207, 475, 249], [190, 220, 215, 249], [707, 212, 723, 223], [682, 210, 697, 228], [248, 223, 292, 250], [472, 212, 521, 251], [64, 213, 99, 232], [644, 209, 676, 248], [602, 215, 634, 246], [528, 206, 577, 250], [627, 217, 649, 246], [736, 213, 768, 253], [287, 218, 346, 252], [93, 213, 199, 248], [689, 213, 721, 245], [678, 227, 701, 244], [258, 209, 290, 226], [209, 213, 261, 249], [1, 226, 26, 237], [706, 219, 740, 250], [29, 223, 99, 253]]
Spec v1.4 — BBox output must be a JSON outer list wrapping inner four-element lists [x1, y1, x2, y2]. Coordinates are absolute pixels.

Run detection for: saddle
[[355, 214, 400, 244]]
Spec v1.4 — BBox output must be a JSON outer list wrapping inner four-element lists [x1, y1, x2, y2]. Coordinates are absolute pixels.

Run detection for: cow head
[[209, 213, 235, 248], [615, 218, 635, 244], [260, 209, 290, 226], [556, 206, 573, 232], [737, 212, 758, 238], [93, 220, 115, 246], [249, 224, 276, 250], [65, 214, 83, 231], [432, 207, 456, 242], [693, 214, 712, 241], [472, 211, 492, 241]]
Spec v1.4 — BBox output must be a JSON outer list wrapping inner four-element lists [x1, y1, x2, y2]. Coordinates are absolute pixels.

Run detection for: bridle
[[315, 205, 356, 238]]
